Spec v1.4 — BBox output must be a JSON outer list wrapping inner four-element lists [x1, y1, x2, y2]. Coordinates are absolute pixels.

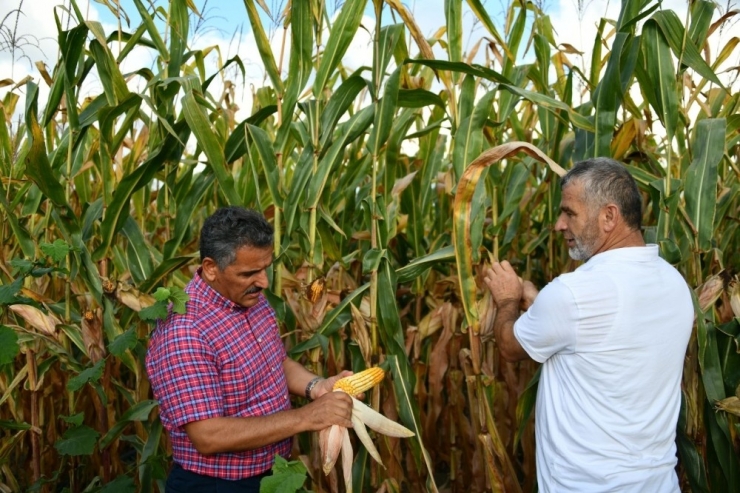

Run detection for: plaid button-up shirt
[[146, 270, 291, 479]]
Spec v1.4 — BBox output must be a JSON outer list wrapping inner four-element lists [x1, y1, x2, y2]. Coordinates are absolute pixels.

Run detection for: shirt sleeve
[[155, 323, 224, 429], [513, 278, 578, 363]]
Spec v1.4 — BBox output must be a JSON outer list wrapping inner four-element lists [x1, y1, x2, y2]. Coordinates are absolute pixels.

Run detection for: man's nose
[[554, 215, 566, 232], [255, 270, 269, 288]]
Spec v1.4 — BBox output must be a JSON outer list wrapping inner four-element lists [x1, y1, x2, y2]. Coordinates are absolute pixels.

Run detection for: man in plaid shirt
[[147, 207, 353, 492]]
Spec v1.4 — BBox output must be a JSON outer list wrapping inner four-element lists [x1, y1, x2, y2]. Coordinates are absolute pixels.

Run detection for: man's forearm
[[283, 358, 321, 398], [494, 300, 530, 361], [184, 390, 354, 455], [184, 409, 306, 455]]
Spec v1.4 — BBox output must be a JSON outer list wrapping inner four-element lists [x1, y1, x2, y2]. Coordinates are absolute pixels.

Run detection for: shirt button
[[258, 337, 262, 342]]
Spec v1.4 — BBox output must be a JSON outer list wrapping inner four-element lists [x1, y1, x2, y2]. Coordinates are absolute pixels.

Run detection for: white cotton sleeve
[[513, 278, 578, 363]]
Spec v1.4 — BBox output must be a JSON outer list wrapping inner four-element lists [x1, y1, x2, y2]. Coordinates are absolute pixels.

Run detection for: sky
[[1, 0, 738, 126]]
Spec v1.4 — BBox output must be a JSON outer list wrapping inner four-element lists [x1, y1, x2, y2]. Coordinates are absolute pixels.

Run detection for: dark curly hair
[[199, 207, 273, 269]]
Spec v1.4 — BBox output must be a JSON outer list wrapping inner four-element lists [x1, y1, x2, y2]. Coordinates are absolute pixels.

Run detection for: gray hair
[[199, 207, 273, 269], [561, 157, 642, 230]]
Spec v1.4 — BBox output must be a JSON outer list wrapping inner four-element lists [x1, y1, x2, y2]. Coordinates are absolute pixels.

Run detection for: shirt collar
[[583, 244, 659, 267]]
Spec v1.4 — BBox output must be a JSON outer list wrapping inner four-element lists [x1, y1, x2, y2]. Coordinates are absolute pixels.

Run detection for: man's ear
[[602, 203, 620, 232], [201, 257, 219, 282]]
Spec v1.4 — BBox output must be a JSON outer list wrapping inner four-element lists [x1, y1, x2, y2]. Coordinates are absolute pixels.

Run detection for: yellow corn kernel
[[333, 367, 385, 396]]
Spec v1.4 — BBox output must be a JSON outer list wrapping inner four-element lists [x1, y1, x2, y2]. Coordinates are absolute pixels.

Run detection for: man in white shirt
[[484, 158, 693, 492]]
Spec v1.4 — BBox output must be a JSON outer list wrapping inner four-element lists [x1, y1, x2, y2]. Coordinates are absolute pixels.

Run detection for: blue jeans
[[166, 463, 270, 493]]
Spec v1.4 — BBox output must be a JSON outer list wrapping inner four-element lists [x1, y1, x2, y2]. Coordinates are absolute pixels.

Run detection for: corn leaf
[[684, 118, 724, 251]]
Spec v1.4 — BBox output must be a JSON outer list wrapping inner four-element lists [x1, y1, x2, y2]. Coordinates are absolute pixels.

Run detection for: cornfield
[[0, 0, 739, 491]]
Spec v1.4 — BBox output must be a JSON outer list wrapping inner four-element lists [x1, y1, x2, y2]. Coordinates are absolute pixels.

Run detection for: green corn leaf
[[650, 10, 723, 87], [308, 108, 375, 208], [396, 245, 455, 283], [313, 0, 368, 97], [387, 353, 439, 492], [168, 0, 189, 78], [452, 89, 495, 179], [247, 124, 282, 208], [445, 0, 462, 66], [242, 0, 283, 92], [182, 91, 240, 205], [397, 88, 445, 109], [319, 76, 367, 150], [100, 400, 158, 449], [367, 67, 401, 157], [276, 0, 312, 151], [163, 172, 215, 260], [685, 118, 724, 252], [637, 22, 678, 141], [140, 255, 197, 293], [224, 105, 277, 163], [132, 0, 169, 59], [95, 121, 189, 261], [373, 23, 404, 94]]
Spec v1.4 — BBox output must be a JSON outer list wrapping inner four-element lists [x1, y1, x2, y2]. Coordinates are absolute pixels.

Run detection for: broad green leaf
[[651, 10, 723, 87], [397, 88, 445, 109], [168, 0, 189, 78], [591, 32, 630, 157], [61, 413, 84, 426], [0, 187, 34, 258], [100, 475, 135, 493], [95, 121, 189, 261], [139, 302, 169, 321], [307, 108, 375, 208], [276, 0, 312, 151], [319, 76, 367, 150], [123, 218, 154, 284], [0, 326, 19, 365], [372, 23, 404, 94], [688, 0, 714, 49], [367, 67, 401, 157], [54, 425, 100, 456], [685, 118, 724, 251], [452, 89, 495, 179], [242, 0, 283, 92], [100, 399, 158, 449], [638, 21, 678, 142], [67, 359, 105, 392], [41, 239, 74, 264], [88, 28, 130, 104], [108, 328, 137, 357], [163, 173, 215, 260], [247, 124, 282, 207], [132, 0, 168, 58], [387, 354, 439, 492], [0, 278, 23, 305], [396, 245, 455, 283], [445, 0, 463, 67], [181, 92, 240, 205], [313, 0, 368, 96]]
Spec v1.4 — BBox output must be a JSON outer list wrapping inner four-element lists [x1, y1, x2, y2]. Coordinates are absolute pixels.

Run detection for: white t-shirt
[[514, 245, 693, 492]]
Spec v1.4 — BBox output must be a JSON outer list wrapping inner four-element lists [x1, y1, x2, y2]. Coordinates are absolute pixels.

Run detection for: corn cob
[[333, 367, 384, 396]]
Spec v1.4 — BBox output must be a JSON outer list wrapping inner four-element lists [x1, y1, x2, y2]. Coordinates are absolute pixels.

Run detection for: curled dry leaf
[[81, 308, 106, 363], [9, 304, 61, 338], [696, 273, 725, 312], [115, 282, 155, 312], [729, 278, 740, 319], [715, 396, 740, 417]]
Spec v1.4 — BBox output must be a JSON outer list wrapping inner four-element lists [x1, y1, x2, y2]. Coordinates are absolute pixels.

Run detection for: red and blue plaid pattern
[[146, 270, 291, 479]]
